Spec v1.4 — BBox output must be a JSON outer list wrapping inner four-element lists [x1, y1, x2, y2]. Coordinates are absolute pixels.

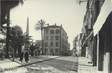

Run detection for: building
[[73, 33, 83, 56], [93, 0, 112, 73], [81, 0, 112, 73], [42, 24, 70, 56], [0, 32, 6, 58], [81, 0, 105, 62], [81, 0, 104, 61]]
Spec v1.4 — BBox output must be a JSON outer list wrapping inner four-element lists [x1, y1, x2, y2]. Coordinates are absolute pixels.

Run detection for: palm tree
[[35, 19, 46, 55]]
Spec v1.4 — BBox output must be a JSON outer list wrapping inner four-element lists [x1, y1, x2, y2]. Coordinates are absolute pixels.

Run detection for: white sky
[[10, 0, 87, 49]]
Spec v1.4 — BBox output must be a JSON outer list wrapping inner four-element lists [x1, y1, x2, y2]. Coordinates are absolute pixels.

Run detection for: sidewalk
[[0, 59, 28, 73], [0, 56, 58, 73], [78, 57, 105, 73], [78, 57, 97, 73]]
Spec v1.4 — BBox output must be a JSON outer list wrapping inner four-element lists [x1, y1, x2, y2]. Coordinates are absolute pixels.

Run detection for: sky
[[10, 0, 87, 49]]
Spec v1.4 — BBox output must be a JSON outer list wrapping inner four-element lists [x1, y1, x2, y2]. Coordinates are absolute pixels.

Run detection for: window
[[50, 30, 54, 34], [56, 29, 59, 34], [55, 36, 59, 40], [46, 36, 49, 40], [56, 42, 59, 47], [50, 42, 53, 46], [45, 29, 49, 34], [51, 36, 54, 40], [45, 42, 48, 47], [55, 49, 58, 53]]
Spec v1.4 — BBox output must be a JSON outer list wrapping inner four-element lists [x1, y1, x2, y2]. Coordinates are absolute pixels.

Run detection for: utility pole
[[39, 19, 45, 55], [41, 21, 44, 55], [6, 9, 10, 58]]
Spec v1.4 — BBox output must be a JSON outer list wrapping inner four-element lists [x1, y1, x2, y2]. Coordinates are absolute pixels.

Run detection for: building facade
[[81, 0, 112, 73], [42, 24, 70, 56], [73, 33, 83, 56], [81, 0, 105, 61], [0, 32, 6, 58]]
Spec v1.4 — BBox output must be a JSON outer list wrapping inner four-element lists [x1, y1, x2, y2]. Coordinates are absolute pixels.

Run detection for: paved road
[[26, 56, 78, 73], [0, 56, 78, 73]]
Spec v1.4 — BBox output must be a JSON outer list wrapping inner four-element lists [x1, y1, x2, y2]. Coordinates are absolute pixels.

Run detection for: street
[[26, 56, 78, 73], [1, 56, 78, 73]]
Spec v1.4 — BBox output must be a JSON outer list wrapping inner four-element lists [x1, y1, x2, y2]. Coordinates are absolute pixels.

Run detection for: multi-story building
[[81, 0, 105, 61], [0, 32, 6, 58], [73, 33, 83, 56], [81, 0, 112, 73], [93, 0, 112, 73], [81, 0, 105, 62], [42, 24, 70, 56]]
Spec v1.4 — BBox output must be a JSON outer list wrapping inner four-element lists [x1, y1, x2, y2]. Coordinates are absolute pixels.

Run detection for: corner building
[[43, 24, 70, 56]]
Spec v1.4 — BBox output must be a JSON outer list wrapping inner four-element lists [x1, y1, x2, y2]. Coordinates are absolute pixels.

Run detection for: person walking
[[30, 44, 34, 56], [19, 45, 24, 62], [24, 51, 29, 63], [19, 52, 24, 62]]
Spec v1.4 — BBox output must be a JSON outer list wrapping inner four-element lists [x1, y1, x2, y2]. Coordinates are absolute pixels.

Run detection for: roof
[[44, 25, 60, 29]]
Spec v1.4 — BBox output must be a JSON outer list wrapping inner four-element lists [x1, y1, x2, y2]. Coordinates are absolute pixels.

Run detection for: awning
[[93, 0, 112, 36]]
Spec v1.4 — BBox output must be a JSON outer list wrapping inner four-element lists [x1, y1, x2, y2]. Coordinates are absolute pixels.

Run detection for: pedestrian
[[24, 51, 29, 63], [19, 45, 24, 62], [19, 52, 24, 62], [30, 44, 34, 56]]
